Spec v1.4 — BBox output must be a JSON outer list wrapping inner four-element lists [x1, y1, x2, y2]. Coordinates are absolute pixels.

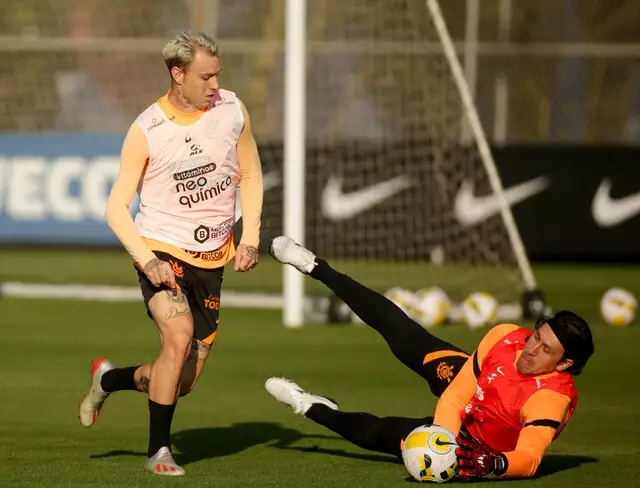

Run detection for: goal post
[[282, 0, 307, 328], [282, 0, 541, 326]]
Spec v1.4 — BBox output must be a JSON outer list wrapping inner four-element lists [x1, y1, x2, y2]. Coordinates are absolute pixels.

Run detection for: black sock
[[305, 404, 430, 457], [100, 366, 141, 393], [309, 259, 469, 373], [148, 399, 177, 457]]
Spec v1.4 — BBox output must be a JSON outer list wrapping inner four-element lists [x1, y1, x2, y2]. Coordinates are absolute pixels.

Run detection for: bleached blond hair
[[162, 30, 218, 75]]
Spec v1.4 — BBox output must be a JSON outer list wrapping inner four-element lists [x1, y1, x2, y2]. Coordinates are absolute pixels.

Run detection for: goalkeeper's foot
[[78, 357, 114, 427], [144, 447, 185, 476], [265, 377, 339, 415], [269, 236, 317, 274]]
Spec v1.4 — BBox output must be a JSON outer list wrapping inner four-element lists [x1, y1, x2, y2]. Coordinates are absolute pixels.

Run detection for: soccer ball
[[402, 425, 458, 483], [415, 287, 451, 328], [462, 292, 498, 329], [385, 287, 422, 320], [600, 288, 637, 327]]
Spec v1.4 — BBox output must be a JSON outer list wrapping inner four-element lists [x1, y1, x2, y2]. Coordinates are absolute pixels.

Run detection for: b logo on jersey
[[194, 225, 209, 243], [192, 219, 233, 244]]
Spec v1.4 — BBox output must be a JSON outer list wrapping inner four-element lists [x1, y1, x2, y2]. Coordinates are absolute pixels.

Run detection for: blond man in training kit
[[78, 30, 263, 476]]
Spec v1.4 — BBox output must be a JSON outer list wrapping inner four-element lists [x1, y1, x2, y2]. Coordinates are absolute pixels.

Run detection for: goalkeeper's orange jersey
[[462, 327, 577, 452], [434, 324, 578, 477]]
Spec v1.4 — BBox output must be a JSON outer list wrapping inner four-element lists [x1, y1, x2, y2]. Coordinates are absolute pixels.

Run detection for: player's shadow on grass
[[275, 445, 400, 465], [536, 454, 598, 477], [90, 425, 597, 474], [89, 422, 339, 466], [270, 451, 598, 478], [428, 454, 598, 484]]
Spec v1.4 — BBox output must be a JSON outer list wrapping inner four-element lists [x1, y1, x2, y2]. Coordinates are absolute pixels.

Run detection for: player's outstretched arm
[[498, 389, 571, 478], [105, 123, 162, 276], [234, 99, 263, 272]]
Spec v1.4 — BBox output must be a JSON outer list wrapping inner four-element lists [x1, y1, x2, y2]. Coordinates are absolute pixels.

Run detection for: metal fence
[[1, 0, 639, 143]]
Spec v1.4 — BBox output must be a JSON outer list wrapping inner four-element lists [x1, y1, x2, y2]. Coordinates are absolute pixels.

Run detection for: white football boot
[[269, 236, 318, 274], [78, 357, 115, 427], [143, 447, 185, 476], [265, 377, 339, 416]]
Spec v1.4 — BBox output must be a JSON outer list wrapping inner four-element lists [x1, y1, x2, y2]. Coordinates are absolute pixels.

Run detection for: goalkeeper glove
[[455, 429, 508, 478]]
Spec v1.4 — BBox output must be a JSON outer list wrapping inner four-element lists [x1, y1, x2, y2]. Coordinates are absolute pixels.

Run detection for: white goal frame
[[282, 0, 537, 327]]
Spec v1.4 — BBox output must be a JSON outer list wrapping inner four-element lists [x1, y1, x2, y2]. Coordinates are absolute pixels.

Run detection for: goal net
[[282, 0, 538, 315]]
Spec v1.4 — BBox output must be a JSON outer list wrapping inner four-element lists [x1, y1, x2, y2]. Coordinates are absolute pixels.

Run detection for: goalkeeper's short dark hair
[[536, 311, 594, 375]]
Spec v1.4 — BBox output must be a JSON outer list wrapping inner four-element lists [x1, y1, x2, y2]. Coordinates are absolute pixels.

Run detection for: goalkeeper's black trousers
[[303, 258, 471, 457]]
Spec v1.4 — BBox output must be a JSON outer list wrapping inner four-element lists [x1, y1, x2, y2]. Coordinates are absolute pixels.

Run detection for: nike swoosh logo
[[454, 176, 549, 226], [322, 175, 412, 221], [592, 179, 640, 227], [434, 438, 457, 446]]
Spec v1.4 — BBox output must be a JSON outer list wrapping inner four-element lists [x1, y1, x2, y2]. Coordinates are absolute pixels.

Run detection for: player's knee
[[162, 331, 192, 363]]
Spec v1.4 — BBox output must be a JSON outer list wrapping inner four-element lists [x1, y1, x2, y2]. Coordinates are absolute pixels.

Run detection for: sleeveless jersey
[[461, 328, 578, 453], [134, 89, 243, 251]]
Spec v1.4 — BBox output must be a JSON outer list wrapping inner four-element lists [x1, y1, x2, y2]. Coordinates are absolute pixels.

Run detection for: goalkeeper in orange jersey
[[264, 236, 595, 479]]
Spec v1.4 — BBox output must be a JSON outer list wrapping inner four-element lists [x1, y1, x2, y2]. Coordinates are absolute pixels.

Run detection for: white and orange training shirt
[[109, 90, 263, 269]]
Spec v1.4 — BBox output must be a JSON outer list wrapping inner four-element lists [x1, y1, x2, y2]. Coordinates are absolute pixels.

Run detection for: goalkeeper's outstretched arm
[[500, 390, 571, 478]]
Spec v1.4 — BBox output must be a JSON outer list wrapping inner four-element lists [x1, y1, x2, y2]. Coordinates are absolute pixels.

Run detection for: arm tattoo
[[136, 375, 150, 393]]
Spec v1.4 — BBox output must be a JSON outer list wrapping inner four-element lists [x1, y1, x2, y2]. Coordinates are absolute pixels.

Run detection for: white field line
[[0, 281, 523, 321]]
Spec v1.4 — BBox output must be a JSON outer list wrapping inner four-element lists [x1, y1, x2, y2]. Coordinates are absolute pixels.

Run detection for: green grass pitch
[[0, 248, 638, 486]]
